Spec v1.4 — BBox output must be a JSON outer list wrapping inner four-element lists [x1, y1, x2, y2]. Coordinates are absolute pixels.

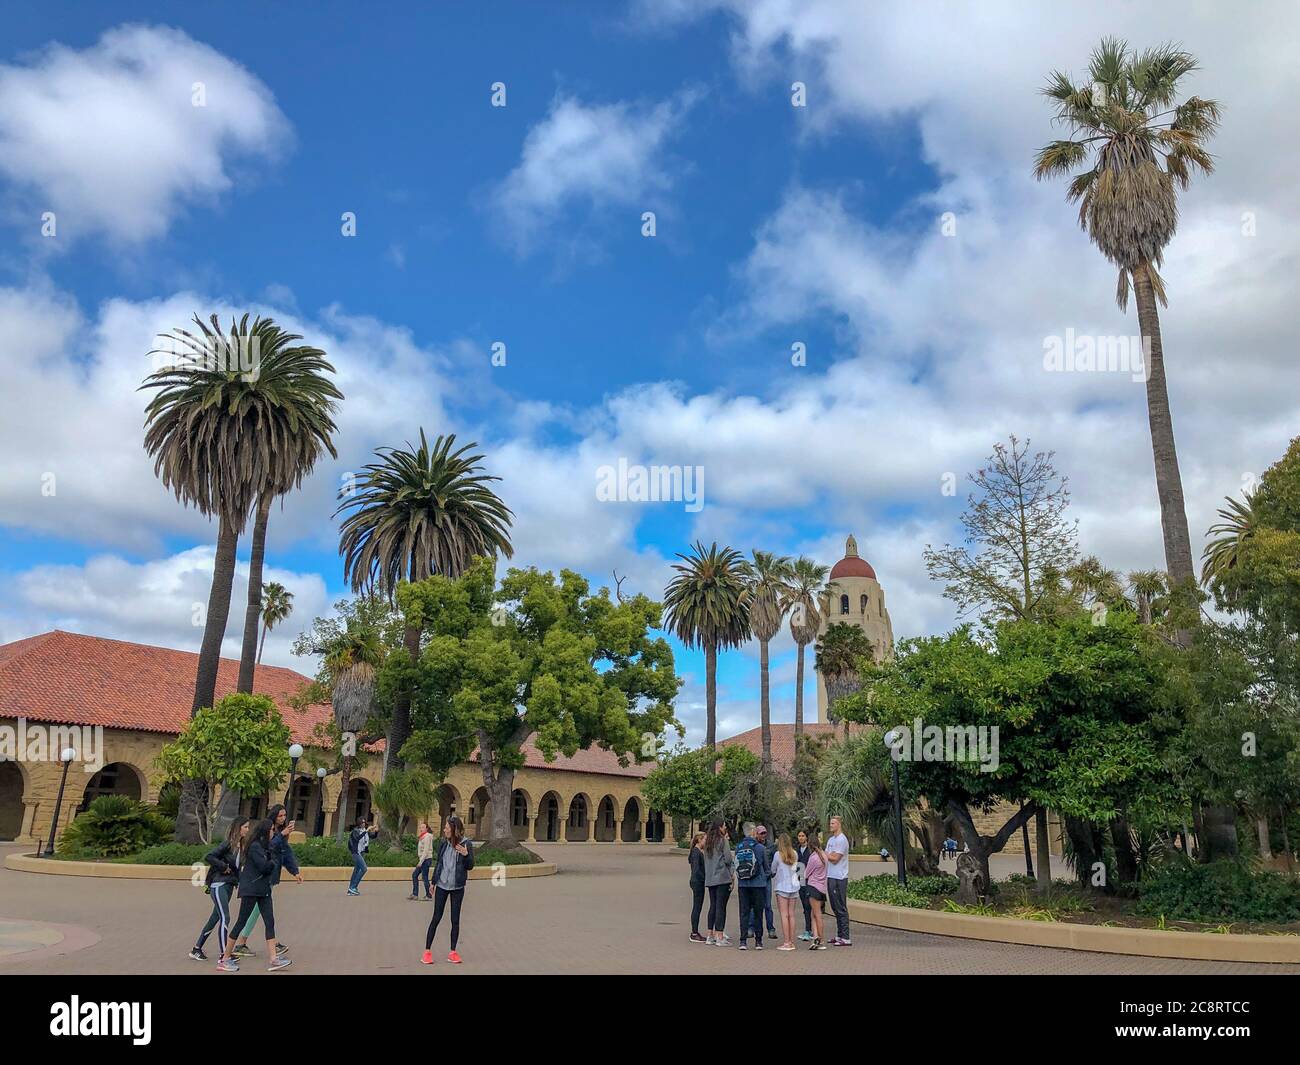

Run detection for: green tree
[[372, 766, 437, 841], [335, 432, 514, 773], [662, 542, 751, 757], [641, 742, 760, 828], [258, 582, 295, 665], [746, 550, 793, 768], [155, 693, 292, 844], [814, 623, 874, 735], [1034, 38, 1219, 591]]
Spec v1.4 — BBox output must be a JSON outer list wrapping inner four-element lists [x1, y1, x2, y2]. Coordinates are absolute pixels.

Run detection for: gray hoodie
[[702, 840, 735, 888]]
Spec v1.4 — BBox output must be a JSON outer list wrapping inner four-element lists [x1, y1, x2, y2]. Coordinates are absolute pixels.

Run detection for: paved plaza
[[1, 843, 1295, 975]]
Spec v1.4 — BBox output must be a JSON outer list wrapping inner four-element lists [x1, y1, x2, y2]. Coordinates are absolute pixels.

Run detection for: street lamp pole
[[283, 743, 304, 808], [41, 747, 78, 857], [883, 730, 907, 888]]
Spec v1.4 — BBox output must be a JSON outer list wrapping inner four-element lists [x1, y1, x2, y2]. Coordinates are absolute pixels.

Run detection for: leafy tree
[[814, 622, 874, 734], [156, 693, 292, 844], [372, 766, 437, 841], [1034, 38, 1220, 590], [641, 742, 760, 828], [400, 560, 681, 853]]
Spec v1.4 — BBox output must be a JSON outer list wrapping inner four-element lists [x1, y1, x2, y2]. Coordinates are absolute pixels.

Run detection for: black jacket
[[236, 839, 275, 898], [203, 840, 239, 888], [432, 838, 475, 889], [348, 827, 377, 858], [688, 846, 705, 887]]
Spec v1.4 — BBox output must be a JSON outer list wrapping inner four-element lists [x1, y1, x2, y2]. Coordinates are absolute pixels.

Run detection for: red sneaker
[[421, 950, 433, 965], [447, 950, 462, 964]]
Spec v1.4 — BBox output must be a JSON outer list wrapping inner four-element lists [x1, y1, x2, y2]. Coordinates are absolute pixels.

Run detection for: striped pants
[[195, 882, 234, 955]]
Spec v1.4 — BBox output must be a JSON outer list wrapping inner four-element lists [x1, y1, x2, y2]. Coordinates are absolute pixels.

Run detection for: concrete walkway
[[1, 843, 1294, 975]]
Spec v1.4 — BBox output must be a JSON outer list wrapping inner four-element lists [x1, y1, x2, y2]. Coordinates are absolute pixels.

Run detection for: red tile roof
[[0, 631, 650, 779], [718, 722, 862, 775]]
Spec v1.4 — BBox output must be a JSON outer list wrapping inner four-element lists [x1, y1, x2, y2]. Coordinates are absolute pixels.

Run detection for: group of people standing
[[688, 814, 855, 950], [189, 808, 474, 969]]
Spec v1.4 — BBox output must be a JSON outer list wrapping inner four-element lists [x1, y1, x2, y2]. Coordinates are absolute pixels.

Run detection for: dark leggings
[[231, 894, 274, 942], [425, 886, 463, 950], [799, 886, 813, 934], [690, 882, 705, 935], [196, 881, 233, 953], [707, 883, 731, 932]]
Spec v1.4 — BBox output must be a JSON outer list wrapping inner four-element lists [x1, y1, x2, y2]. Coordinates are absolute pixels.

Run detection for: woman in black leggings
[[190, 817, 246, 962], [422, 815, 474, 965], [220, 819, 291, 972]]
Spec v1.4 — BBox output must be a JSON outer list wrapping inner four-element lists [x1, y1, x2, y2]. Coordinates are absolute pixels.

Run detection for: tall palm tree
[[142, 314, 339, 839], [334, 431, 514, 772], [1065, 555, 1129, 611], [1035, 39, 1219, 594], [662, 542, 751, 761], [745, 550, 793, 769], [1127, 569, 1168, 625], [1201, 494, 1256, 601], [814, 622, 874, 736], [785, 557, 829, 737], [257, 582, 295, 664]]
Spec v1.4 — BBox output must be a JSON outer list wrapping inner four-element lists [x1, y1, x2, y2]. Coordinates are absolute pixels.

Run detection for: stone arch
[[345, 776, 373, 827], [468, 786, 491, 841], [860, 593, 869, 614], [77, 761, 145, 814], [0, 759, 27, 840], [594, 794, 618, 842], [620, 795, 643, 842], [509, 788, 532, 841], [435, 783, 460, 833], [565, 792, 591, 842], [535, 790, 562, 842], [839, 593, 850, 615], [646, 807, 667, 843]]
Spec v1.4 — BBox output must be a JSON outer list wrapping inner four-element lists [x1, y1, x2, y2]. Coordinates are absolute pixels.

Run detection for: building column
[[526, 816, 538, 843], [642, 819, 654, 843]]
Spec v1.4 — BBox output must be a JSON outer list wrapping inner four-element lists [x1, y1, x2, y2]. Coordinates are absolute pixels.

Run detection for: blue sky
[[2, 2, 1297, 746]]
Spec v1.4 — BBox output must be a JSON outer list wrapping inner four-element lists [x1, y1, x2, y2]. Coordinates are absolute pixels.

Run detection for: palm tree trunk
[[237, 493, 272, 693], [759, 638, 772, 769], [178, 512, 240, 844], [793, 642, 805, 736], [1132, 262, 1195, 591], [257, 621, 269, 665], [705, 642, 717, 766], [335, 754, 353, 841], [385, 622, 421, 773]]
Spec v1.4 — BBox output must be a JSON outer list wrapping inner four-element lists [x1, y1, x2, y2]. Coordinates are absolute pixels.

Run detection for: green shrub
[[1136, 860, 1300, 924], [847, 875, 933, 909], [120, 842, 209, 866], [57, 795, 173, 858], [907, 873, 959, 896]]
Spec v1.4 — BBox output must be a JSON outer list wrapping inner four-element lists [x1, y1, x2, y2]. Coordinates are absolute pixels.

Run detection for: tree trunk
[[705, 642, 717, 765], [1019, 802, 1034, 878], [1198, 802, 1238, 862], [477, 733, 535, 857], [1256, 815, 1272, 860], [1131, 261, 1195, 592], [257, 622, 269, 665], [793, 642, 805, 736], [237, 493, 272, 693], [212, 783, 242, 841], [176, 513, 240, 843], [1111, 815, 1139, 884], [1034, 807, 1052, 892], [334, 754, 353, 841], [948, 799, 1035, 895], [759, 638, 772, 770], [386, 622, 421, 773], [1064, 816, 1104, 888]]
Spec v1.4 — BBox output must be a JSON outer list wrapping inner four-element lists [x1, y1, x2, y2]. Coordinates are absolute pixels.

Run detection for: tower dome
[[829, 533, 876, 580]]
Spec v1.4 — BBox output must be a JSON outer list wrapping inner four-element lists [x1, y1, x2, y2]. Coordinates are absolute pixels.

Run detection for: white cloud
[[490, 92, 694, 254], [0, 24, 289, 242]]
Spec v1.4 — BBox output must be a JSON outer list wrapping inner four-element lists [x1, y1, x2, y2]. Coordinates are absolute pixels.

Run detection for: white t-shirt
[[825, 833, 850, 880]]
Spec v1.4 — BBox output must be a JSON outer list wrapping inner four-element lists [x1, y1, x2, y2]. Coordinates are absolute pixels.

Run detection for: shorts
[[806, 887, 826, 902], [777, 890, 800, 900]]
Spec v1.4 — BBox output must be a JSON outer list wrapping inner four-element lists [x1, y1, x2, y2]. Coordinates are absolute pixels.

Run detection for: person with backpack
[[701, 820, 734, 946], [407, 819, 434, 901], [347, 815, 378, 896], [802, 828, 829, 950], [219, 818, 291, 972], [421, 814, 474, 964], [189, 817, 246, 962], [734, 822, 769, 950], [687, 831, 707, 943], [771, 832, 802, 951]]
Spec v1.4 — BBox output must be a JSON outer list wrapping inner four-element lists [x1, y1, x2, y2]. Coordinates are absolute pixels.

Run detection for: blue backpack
[[735, 838, 759, 880]]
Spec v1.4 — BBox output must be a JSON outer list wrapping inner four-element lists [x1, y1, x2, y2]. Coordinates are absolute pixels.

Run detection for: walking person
[[701, 820, 734, 946], [802, 828, 829, 950], [771, 833, 802, 951], [219, 818, 291, 972], [687, 831, 707, 942], [189, 817, 246, 961], [407, 820, 434, 900], [230, 803, 299, 960], [422, 814, 474, 964], [825, 814, 853, 946], [735, 822, 768, 951], [348, 815, 378, 896], [755, 824, 778, 940], [795, 828, 815, 941]]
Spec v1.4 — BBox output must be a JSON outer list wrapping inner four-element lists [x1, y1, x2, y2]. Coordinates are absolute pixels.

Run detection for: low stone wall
[[846, 897, 1300, 964], [4, 852, 556, 882]]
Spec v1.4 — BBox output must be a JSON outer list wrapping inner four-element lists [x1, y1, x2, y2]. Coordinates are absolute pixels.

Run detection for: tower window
[[860, 594, 868, 614], [839, 594, 849, 615]]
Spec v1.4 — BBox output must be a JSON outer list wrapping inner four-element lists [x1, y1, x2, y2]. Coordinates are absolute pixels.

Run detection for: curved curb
[[4, 852, 556, 882], [846, 898, 1300, 964], [0, 918, 102, 964]]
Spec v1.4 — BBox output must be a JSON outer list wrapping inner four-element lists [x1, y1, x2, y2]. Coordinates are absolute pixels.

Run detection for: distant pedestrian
[[190, 817, 246, 962], [802, 828, 829, 950], [771, 833, 801, 951], [825, 814, 853, 946], [422, 814, 474, 964], [348, 815, 378, 896], [408, 820, 434, 900], [701, 820, 734, 946], [687, 831, 707, 942]]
